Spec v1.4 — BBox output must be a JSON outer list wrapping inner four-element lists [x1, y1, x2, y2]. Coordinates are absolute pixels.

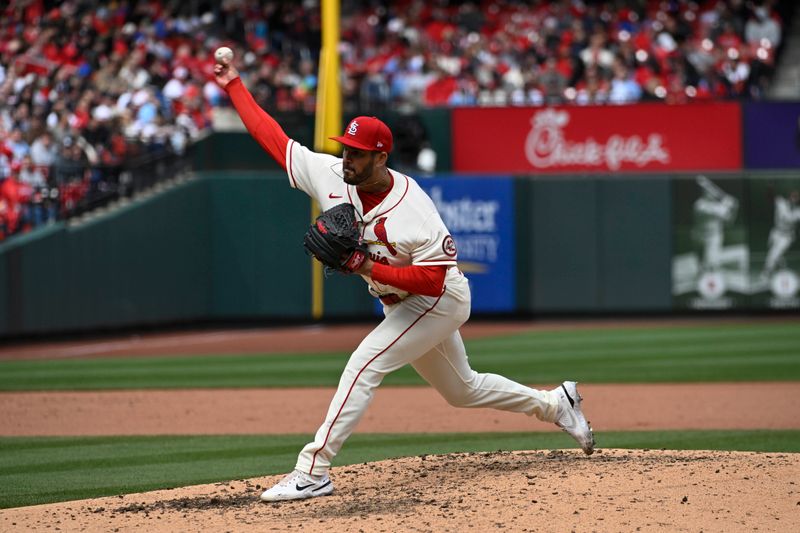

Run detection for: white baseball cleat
[[553, 381, 595, 455], [260, 470, 334, 502]]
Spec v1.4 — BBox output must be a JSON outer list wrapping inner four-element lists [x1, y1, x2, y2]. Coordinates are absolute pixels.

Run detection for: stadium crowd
[[0, 0, 790, 241]]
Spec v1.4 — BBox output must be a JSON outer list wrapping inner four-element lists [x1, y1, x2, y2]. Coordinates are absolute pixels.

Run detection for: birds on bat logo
[[364, 217, 397, 255]]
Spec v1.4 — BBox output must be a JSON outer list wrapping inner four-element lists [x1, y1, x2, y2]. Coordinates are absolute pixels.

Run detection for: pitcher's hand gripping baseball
[[303, 203, 368, 273], [213, 47, 239, 88]]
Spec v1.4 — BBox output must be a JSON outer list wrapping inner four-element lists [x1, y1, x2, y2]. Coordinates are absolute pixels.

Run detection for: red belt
[[380, 294, 403, 305]]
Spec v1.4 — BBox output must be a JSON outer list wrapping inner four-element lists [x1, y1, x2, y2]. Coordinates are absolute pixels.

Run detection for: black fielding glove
[[303, 203, 368, 273]]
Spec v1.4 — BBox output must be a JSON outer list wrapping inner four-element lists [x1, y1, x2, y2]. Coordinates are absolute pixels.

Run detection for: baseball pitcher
[[213, 57, 594, 503]]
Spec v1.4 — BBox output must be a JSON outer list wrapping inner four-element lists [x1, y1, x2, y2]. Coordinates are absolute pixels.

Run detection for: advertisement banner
[[747, 177, 800, 309], [672, 175, 750, 310], [744, 102, 800, 169], [374, 176, 516, 314], [453, 103, 742, 173]]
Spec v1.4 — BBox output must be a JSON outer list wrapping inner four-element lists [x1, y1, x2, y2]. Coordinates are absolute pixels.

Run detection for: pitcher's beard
[[342, 169, 362, 185], [343, 164, 374, 185]]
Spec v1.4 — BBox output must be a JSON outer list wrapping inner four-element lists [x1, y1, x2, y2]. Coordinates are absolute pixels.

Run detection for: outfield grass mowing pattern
[[2, 322, 798, 509], [0, 322, 798, 390], [2, 430, 800, 509]]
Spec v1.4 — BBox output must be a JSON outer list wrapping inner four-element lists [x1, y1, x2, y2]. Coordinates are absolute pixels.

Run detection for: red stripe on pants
[[309, 290, 446, 474]]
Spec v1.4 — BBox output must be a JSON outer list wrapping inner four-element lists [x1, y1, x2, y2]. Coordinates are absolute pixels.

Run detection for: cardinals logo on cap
[[331, 116, 393, 153]]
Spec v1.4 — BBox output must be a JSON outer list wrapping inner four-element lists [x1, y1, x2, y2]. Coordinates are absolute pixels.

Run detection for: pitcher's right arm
[[214, 63, 290, 170]]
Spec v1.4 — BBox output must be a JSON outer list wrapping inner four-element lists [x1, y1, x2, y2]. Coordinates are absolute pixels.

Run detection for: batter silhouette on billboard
[[692, 176, 748, 297], [757, 190, 800, 305], [693, 175, 743, 272], [762, 190, 800, 277], [672, 175, 748, 308]]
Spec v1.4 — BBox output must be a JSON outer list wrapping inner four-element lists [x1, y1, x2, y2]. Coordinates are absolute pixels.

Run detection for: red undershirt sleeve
[[224, 77, 290, 170], [371, 263, 447, 297]]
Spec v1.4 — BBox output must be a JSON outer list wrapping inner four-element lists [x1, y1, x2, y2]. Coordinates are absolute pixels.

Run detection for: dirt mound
[[4, 382, 800, 436], [3, 449, 798, 532]]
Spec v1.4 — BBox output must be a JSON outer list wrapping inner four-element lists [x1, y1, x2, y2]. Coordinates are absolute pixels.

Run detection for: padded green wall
[[207, 172, 309, 318], [193, 113, 315, 172], [205, 171, 372, 319], [529, 179, 601, 311], [0, 172, 376, 337], [2, 181, 212, 335], [597, 178, 672, 310], [523, 176, 672, 312], [0, 170, 725, 337]]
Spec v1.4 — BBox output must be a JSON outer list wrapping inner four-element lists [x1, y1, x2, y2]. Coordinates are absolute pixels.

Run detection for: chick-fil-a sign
[[525, 108, 670, 170], [452, 103, 741, 173]]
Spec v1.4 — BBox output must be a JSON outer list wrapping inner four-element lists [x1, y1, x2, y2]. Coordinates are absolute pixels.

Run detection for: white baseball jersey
[[281, 139, 559, 476], [286, 140, 459, 299]]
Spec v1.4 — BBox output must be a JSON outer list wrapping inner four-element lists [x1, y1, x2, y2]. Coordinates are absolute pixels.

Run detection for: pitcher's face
[[342, 147, 377, 185]]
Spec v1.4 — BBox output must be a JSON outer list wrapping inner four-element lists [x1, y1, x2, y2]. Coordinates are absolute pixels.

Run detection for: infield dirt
[[2, 449, 799, 532], [1, 320, 799, 532]]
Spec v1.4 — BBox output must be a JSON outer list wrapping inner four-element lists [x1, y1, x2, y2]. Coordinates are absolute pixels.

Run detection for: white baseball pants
[[295, 272, 559, 476]]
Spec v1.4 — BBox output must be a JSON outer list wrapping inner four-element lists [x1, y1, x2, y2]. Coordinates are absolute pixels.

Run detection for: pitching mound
[[3, 449, 798, 532]]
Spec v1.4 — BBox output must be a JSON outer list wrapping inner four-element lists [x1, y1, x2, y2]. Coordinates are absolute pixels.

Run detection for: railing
[[1, 146, 194, 242]]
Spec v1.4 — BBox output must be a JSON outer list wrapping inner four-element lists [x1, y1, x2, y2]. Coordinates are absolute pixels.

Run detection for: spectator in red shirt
[[0, 171, 24, 237]]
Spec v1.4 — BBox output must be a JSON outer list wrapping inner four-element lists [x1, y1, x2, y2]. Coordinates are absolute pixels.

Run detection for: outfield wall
[[0, 172, 375, 337], [1, 171, 798, 337], [2, 100, 800, 336]]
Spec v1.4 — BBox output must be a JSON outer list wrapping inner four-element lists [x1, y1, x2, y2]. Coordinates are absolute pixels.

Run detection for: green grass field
[[1, 321, 798, 509], [1, 322, 798, 390], [2, 430, 799, 509]]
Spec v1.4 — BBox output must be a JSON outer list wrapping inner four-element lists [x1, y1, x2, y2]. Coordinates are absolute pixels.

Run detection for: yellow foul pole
[[312, 0, 342, 319]]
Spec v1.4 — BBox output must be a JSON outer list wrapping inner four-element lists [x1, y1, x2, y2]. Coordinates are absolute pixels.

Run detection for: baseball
[[214, 46, 233, 65]]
